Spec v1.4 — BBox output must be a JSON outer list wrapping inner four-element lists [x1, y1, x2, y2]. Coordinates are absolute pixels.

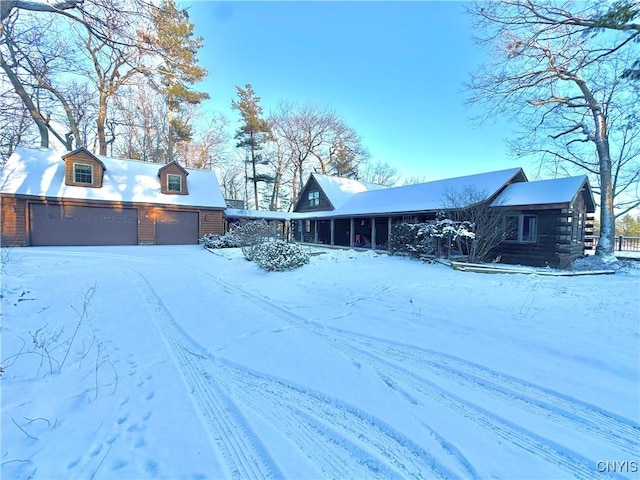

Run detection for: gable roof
[[490, 175, 595, 212], [62, 147, 107, 170], [0, 147, 226, 209], [310, 173, 387, 210], [159, 160, 189, 176], [330, 167, 526, 217]]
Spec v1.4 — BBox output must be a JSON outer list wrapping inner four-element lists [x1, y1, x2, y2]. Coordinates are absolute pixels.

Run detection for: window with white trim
[[167, 174, 182, 192], [505, 214, 537, 243], [308, 190, 319, 206], [74, 163, 93, 184]]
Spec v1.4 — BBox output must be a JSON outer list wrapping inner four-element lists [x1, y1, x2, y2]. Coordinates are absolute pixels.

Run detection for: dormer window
[[309, 191, 319, 206], [74, 163, 93, 184], [159, 161, 189, 195], [167, 174, 182, 193]]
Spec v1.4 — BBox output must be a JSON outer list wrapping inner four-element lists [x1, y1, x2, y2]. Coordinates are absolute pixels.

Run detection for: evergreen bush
[[389, 220, 475, 259], [253, 240, 310, 271], [199, 232, 242, 249]]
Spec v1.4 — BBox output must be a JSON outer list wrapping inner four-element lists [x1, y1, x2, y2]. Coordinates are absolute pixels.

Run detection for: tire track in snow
[[330, 328, 640, 457], [216, 359, 457, 479], [125, 267, 425, 479], [27, 250, 456, 478], [210, 269, 633, 479], [336, 343, 606, 480], [127, 271, 282, 480], [41, 249, 633, 478], [131, 267, 453, 479]]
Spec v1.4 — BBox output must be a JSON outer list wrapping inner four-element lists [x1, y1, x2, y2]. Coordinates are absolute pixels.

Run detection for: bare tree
[[112, 81, 167, 161], [217, 157, 245, 204], [444, 186, 507, 263], [80, 4, 143, 155], [467, 0, 640, 259], [0, 0, 152, 153], [182, 113, 230, 170], [270, 102, 328, 202], [358, 159, 399, 186], [2, 14, 88, 149], [263, 130, 295, 211], [0, 88, 33, 162], [269, 102, 369, 203]]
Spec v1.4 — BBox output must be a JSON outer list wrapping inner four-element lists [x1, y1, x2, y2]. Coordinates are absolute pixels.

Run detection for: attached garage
[[30, 203, 138, 246], [155, 210, 199, 245], [0, 147, 227, 247]]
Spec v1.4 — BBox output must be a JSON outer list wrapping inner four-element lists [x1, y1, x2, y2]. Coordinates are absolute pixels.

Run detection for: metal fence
[[585, 235, 640, 251], [616, 236, 640, 251]]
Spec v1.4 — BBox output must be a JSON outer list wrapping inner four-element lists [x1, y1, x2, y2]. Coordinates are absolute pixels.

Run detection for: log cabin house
[[290, 169, 595, 268]]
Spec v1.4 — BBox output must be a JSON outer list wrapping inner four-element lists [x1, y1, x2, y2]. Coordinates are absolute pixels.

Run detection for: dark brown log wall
[[492, 209, 586, 268]]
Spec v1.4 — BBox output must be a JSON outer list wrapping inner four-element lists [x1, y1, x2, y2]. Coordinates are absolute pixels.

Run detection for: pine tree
[[145, 0, 209, 163], [232, 84, 272, 209]]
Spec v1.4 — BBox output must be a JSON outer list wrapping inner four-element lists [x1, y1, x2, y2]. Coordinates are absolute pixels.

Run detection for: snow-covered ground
[[1, 245, 639, 479]]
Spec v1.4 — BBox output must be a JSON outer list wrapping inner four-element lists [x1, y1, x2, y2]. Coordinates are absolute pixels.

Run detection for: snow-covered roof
[[490, 175, 594, 211], [311, 173, 387, 209], [329, 167, 525, 217], [0, 147, 227, 209], [224, 208, 295, 221]]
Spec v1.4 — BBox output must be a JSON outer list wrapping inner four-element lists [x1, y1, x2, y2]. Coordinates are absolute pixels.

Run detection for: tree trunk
[[97, 91, 108, 155], [167, 106, 174, 164], [269, 171, 281, 211], [291, 166, 299, 205], [596, 141, 616, 257], [574, 78, 616, 257], [252, 149, 259, 209]]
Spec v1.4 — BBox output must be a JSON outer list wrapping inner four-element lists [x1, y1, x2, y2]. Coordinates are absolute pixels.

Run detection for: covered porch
[[293, 214, 436, 250]]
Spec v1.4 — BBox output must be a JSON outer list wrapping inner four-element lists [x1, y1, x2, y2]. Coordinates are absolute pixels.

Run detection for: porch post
[[314, 220, 318, 244], [349, 218, 354, 247], [371, 216, 376, 249], [330, 219, 335, 245]]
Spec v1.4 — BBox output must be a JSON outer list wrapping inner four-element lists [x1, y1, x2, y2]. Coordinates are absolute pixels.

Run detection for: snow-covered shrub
[[199, 232, 242, 249], [389, 220, 476, 259], [233, 220, 274, 260], [388, 222, 436, 257], [253, 240, 309, 271]]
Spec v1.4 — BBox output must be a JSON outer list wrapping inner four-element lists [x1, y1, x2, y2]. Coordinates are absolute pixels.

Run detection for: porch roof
[[224, 208, 295, 221]]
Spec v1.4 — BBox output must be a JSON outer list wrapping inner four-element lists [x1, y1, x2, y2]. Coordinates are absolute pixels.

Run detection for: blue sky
[[188, 1, 520, 182]]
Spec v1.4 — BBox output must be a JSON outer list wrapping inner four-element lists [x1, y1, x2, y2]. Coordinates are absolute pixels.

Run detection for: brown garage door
[[155, 210, 199, 245], [30, 204, 138, 246]]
